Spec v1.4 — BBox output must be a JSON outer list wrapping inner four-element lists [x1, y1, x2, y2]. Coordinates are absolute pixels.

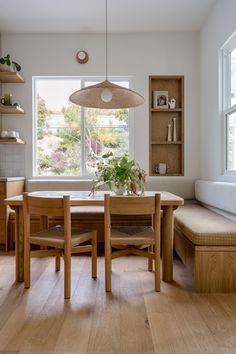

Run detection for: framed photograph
[[153, 91, 168, 109]]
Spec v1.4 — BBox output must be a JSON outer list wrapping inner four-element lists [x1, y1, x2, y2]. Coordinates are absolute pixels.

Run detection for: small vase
[[136, 179, 145, 195], [172, 117, 177, 142], [112, 183, 126, 195], [0, 63, 15, 72], [167, 124, 172, 142]]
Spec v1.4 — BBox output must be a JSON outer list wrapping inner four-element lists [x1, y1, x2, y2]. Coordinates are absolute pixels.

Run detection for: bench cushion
[[174, 204, 236, 246]]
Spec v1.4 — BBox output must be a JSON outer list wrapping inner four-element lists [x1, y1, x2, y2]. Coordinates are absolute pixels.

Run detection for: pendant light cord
[[105, 0, 108, 80]]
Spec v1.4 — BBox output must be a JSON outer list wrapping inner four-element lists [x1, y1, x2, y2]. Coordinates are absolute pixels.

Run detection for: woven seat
[[110, 226, 155, 245], [29, 225, 95, 247]]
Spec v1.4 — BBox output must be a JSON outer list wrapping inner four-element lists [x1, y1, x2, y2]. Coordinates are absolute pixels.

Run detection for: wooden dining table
[[4, 190, 184, 283]]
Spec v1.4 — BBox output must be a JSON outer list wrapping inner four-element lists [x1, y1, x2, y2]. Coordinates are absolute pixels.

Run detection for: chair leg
[[148, 245, 153, 271], [55, 253, 61, 272], [91, 232, 97, 278], [155, 245, 160, 292], [24, 238, 30, 289], [64, 248, 71, 299], [105, 242, 112, 292]]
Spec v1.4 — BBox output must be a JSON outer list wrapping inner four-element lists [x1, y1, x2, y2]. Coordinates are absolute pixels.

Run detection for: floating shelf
[[0, 71, 25, 83], [0, 105, 24, 114], [151, 108, 182, 112], [151, 173, 183, 177], [0, 138, 25, 145], [151, 141, 182, 145]]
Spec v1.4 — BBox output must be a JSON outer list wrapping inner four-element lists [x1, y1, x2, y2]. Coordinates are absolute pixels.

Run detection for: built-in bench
[[174, 180, 236, 293]]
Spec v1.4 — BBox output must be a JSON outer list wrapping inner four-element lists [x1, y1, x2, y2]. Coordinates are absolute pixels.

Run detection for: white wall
[[1, 32, 200, 198], [0, 33, 2, 118], [200, 0, 236, 182]]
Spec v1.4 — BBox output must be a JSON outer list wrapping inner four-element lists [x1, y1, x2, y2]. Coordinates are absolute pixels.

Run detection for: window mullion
[[80, 78, 86, 176], [223, 48, 231, 110], [80, 106, 85, 175]]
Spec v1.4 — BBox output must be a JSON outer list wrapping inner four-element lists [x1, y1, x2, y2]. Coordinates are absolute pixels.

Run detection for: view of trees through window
[[34, 78, 129, 176]]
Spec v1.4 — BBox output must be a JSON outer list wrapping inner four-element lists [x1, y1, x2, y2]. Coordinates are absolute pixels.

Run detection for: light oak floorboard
[[0, 255, 236, 353]]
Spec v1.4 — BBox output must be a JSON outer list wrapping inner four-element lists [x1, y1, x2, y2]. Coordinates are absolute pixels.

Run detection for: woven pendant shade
[[69, 80, 144, 109], [69, 0, 144, 109]]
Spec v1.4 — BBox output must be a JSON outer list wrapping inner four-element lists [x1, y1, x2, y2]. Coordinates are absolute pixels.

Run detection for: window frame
[[32, 76, 134, 179], [222, 32, 236, 175]]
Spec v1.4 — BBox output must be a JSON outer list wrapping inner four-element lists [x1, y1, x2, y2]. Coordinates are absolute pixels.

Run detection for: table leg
[[14, 206, 24, 282], [40, 215, 48, 250], [162, 205, 174, 282]]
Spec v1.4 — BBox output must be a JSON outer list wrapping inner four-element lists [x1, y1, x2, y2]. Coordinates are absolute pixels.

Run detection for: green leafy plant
[[90, 151, 146, 195], [0, 54, 21, 72]]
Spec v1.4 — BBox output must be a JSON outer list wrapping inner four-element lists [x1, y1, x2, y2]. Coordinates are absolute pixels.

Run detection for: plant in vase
[[127, 165, 146, 195], [0, 54, 21, 72], [90, 151, 146, 195]]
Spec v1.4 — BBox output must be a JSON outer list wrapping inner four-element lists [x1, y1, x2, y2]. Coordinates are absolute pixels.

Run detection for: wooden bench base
[[175, 226, 236, 293]]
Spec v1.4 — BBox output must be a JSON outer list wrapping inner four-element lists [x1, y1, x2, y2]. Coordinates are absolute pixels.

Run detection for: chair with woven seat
[[23, 192, 97, 299], [104, 193, 161, 292]]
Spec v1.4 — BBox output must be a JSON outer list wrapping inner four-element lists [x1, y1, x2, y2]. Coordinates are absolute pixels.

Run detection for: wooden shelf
[[151, 141, 182, 145], [0, 71, 25, 83], [149, 75, 184, 176], [151, 108, 182, 112], [150, 173, 184, 177], [0, 105, 24, 114], [0, 72, 26, 146], [0, 138, 25, 145]]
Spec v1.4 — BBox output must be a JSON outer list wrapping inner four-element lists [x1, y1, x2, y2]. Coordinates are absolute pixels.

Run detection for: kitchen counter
[[0, 177, 25, 182]]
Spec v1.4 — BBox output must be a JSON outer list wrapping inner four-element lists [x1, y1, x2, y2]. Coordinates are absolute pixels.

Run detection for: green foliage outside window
[[36, 95, 129, 176]]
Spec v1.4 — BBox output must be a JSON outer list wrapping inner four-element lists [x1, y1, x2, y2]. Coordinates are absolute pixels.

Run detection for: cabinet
[[149, 75, 184, 176], [0, 71, 25, 144], [0, 179, 25, 251]]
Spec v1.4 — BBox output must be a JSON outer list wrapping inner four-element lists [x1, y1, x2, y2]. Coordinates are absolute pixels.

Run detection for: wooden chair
[[23, 192, 97, 299], [104, 193, 161, 292]]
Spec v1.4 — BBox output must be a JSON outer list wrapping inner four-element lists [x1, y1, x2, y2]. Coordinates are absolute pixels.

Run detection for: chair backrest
[[23, 192, 71, 238], [23, 193, 69, 217], [105, 193, 161, 215], [104, 193, 161, 230]]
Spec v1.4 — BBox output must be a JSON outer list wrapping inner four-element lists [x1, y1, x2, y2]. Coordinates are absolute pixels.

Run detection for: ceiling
[[0, 0, 217, 33]]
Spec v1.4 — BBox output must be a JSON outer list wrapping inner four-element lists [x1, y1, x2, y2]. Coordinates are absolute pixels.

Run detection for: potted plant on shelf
[[0, 54, 21, 72], [90, 151, 146, 195]]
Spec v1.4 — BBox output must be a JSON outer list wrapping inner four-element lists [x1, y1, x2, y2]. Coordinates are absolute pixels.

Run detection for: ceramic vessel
[[169, 98, 176, 109], [172, 117, 177, 142], [167, 124, 172, 141], [112, 183, 126, 195], [0, 64, 14, 72]]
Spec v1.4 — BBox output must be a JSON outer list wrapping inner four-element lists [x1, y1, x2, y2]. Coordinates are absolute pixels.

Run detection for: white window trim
[[222, 32, 236, 176], [32, 76, 134, 180], [224, 105, 236, 176]]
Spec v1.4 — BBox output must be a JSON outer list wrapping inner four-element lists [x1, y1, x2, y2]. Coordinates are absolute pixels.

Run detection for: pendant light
[[69, 0, 144, 109]]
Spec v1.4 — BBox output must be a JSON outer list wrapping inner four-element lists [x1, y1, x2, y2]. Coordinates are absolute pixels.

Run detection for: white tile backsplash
[[0, 145, 25, 176]]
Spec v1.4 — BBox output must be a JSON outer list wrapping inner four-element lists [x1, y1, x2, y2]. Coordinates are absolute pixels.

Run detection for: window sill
[[26, 179, 96, 192]]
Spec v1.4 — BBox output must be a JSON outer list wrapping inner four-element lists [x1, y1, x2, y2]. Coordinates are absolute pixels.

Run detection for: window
[[223, 34, 236, 172], [33, 78, 131, 177]]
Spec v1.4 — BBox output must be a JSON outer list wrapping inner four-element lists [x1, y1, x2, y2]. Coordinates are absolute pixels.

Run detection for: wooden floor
[[0, 255, 236, 354]]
